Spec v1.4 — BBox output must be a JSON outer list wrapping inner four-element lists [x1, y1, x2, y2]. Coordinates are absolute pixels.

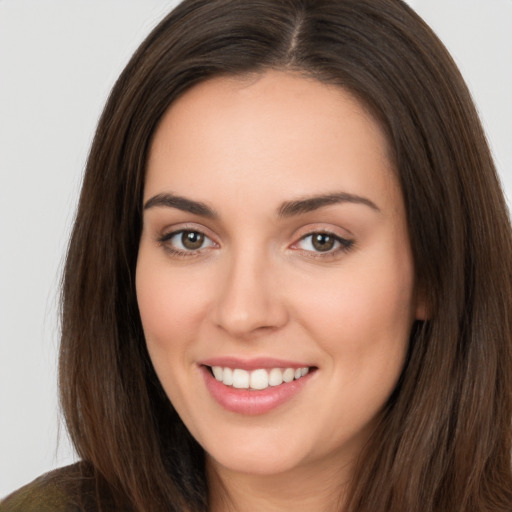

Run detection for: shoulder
[[0, 463, 97, 512]]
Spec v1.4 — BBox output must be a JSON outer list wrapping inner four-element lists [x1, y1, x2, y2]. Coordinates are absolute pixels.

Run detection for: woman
[[2, 0, 511, 511]]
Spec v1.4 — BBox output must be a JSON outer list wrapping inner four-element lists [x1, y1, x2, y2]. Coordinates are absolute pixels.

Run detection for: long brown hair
[[60, 0, 512, 510]]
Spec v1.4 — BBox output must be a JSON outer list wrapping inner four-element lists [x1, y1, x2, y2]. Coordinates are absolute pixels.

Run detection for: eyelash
[[293, 232, 354, 258], [157, 229, 354, 259], [158, 229, 216, 257]]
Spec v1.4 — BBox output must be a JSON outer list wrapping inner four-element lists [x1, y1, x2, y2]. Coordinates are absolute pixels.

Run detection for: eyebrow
[[144, 193, 218, 218], [277, 192, 380, 217], [143, 191, 380, 218]]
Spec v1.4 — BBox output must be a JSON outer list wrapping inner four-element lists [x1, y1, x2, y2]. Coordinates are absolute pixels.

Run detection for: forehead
[[145, 70, 398, 213]]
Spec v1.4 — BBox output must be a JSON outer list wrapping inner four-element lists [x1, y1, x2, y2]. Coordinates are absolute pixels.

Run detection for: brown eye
[[160, 229, 215, 255], [294, 231, 354, 255], [181, 231, 205, 250], [311, 233, 335, 252]]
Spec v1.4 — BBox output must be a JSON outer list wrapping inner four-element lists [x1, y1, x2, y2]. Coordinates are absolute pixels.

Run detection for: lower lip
[[200, 366, 314, 415]]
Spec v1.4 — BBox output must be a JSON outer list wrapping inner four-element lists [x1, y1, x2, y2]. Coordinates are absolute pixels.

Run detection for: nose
[[213, 248, 289, 338]]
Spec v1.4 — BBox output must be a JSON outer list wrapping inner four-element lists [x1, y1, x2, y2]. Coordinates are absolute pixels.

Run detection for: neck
[[206, 454, 352, 512]]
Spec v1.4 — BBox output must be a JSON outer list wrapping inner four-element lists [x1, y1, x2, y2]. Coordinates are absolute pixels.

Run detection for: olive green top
[[0, 464, 103, 512]]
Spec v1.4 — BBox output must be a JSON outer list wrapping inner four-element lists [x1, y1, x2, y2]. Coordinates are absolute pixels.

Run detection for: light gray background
[[1, 0, 511, 498]]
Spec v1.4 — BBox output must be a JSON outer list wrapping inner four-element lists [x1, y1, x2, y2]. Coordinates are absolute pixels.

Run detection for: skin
[[136, 71, 424, 511]]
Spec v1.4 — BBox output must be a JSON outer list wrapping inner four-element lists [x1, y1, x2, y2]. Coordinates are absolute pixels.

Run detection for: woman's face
[[136, 71, 423, 479]]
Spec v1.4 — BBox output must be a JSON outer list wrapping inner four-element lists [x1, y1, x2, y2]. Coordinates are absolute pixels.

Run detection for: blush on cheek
[[136, 270, 174, 349], [306, 274, 413, 354], [136, 265, 212, 353]]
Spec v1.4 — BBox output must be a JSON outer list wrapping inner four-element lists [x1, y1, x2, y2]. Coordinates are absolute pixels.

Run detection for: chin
[[207, 446, 307, 477]]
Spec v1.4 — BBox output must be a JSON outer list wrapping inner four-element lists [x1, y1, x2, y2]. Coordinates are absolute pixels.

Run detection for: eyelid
[[293, 233, 353, 250], [155, 222, 354, 258], [292, 221, 353, 236], [289, 225, 355, 255], [290, 224, 353, 243], [157, 223, 219, 256], [157, 222, 218, 241]]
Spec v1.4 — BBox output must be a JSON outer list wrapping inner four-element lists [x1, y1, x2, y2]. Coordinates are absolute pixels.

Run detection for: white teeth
[[210, 366, 310, 390], [250, 369, 268, 390], [232, 369, 249, 388], [223, 367, 233, 386], [269, 368, 283, 386], [283, 368, 295, 383], [212, 366, 223, 380]]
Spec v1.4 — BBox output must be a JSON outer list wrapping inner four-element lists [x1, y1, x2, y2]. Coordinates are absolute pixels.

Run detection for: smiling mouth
[[206, 365, 313, 390]]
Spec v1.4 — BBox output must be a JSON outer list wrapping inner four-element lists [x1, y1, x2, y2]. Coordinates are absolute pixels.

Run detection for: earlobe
[[415, 301, 428, 321], [414, 287, 429, 321]]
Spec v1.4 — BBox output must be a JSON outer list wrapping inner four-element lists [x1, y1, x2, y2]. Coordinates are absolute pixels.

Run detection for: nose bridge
[[214, 241, 287, 337]]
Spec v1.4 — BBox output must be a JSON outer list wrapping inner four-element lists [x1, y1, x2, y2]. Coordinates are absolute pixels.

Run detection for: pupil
[[312, 233, 334, 251], [182, 231, 204, 250]]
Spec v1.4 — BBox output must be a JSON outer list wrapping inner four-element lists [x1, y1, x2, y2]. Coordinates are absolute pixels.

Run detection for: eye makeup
[[157, 226, 355, 261]]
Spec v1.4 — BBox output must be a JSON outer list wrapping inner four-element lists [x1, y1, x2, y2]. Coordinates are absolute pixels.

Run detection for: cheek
[[135, 251, 217, 422], [290, 244, 415, 397], [295, 262, 414, 434], [296, 265, 413, 341], [135, 251, 210, 361]]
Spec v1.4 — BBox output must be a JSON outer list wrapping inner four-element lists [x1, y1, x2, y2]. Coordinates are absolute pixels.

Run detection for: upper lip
[[199, 356, 314, 371]]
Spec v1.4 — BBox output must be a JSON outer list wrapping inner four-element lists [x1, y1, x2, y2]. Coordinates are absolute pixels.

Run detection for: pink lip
[[199, 364, 315, 416], [200, 356, 311, 371]]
